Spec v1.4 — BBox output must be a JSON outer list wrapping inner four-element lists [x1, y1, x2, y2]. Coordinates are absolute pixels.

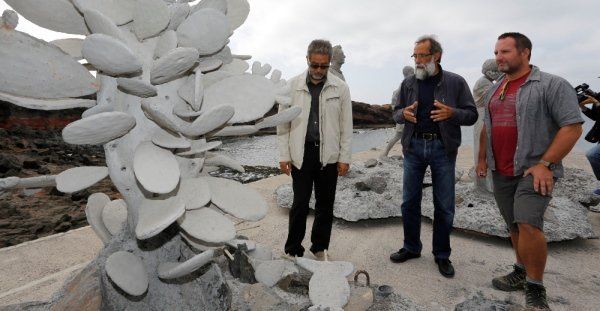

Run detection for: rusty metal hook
[[353, 270, 370, 286]]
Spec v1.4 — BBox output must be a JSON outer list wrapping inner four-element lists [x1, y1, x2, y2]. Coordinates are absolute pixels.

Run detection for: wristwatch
[[538, 159, 556, 170]]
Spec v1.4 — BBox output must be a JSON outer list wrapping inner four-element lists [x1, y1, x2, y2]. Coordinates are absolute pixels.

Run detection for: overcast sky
[[2, 0, 600, 105]]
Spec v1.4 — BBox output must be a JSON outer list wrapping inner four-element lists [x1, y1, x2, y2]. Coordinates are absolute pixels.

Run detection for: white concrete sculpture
[[1, 0, 302, 306], [296, 257, 354, 310]]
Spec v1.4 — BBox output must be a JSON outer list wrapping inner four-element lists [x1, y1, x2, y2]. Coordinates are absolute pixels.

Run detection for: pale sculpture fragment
[[150, 47, 200, 84], [73, 0, 135, 26], [225, 0, 250, 30], [136, 196, 186, 240], [101, 199, 128, 235], [177, 8, 232, 55], [133, 141, 181, 194], [62, 111, 136, 145], [0, 26, 97, 99], [0, 93, 95, 111], [192, 0, 228, 15], [151, 129, 191, 149], [166, 3, 190, 31], [178, 177, 211, 210], [4, 0, 89, 35], [82, 34, 142, 76], [178, 207, 236, 243], [158, 249, 216, 279], [132, 0, 170, 40], [154, 30, 178, 59], [206, 176, 268, 221], [105, 251, 149, 296], [116, 78, 158, 98], [55, 166, 109, 193], [50, 38, 84, 60], [85, 193, 112, 244], [83, 9, 124, 41]]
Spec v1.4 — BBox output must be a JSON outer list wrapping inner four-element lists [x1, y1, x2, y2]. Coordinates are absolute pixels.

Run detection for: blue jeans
[[586, 144, 600, 180], [401, 138, 456, 259]]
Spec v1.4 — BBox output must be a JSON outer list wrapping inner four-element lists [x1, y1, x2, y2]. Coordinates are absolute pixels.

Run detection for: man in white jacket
[[277, 39, 353, 260]]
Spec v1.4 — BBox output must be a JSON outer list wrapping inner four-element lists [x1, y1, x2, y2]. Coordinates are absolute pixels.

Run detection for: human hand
[[337, 162, 349, 176], [403, 101, 418, 123], [476, 160, 488, 177], [431, 100, 454, 122], [279, 161, 291, 176], [581, 95, 600, 108], [523, 164, 554, 196]]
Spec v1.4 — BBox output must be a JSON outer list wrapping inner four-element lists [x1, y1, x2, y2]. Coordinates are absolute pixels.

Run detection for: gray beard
[[415, 60, 436, 80]]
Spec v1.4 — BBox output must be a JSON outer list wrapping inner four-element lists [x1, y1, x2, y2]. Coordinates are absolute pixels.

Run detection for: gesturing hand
[[403, 101, 418, 123], [431, 100, 454, 122]]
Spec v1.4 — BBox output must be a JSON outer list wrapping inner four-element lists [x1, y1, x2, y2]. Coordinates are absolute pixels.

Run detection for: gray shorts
[[491, 172, 552, 231]]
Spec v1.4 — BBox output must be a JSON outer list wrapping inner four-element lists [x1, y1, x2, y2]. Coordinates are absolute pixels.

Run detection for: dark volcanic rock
[[352, 101, 394, 128]]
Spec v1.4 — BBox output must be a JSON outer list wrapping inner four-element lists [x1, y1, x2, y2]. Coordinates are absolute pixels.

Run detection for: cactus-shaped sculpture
[[1, 0, 301, 308]]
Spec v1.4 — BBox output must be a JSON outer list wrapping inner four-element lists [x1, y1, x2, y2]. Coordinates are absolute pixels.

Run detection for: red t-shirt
[[489, 72, 530, 176]]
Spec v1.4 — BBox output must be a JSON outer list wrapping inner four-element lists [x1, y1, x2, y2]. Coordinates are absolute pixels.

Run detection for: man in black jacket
[[390, 35, 478, 278]]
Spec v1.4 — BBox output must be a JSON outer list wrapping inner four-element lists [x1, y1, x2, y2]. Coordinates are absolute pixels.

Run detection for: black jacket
[[393, 68, 478, 156], [583, 104, 600, 143]]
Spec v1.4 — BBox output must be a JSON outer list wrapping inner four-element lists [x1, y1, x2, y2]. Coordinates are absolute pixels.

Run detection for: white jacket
[[277, 71, 353, 169]]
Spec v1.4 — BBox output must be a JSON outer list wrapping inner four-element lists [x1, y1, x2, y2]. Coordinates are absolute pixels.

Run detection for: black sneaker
[[524, 282, 551, 310], [435, 258, 455, 278], [389, 248, 420, 263], [492, 265, 526, 291]]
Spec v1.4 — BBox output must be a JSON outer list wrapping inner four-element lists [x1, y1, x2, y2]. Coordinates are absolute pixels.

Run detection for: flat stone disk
[[152, 128, 191, 149], [179, 177, 211, 210], [177, 141, 222, 156], [133, 141, 180, 194], [82, 34, 142, 76], [203, 75, 276, 123], [62, 111, 136, 145], [101, 199, 127, 235], [158, 249, 215, 279], [136, 196, 186, 239], [206, 176, 267, 221], [85, 193, 112, 243], [0, 28, 96, 99], [5, 0, 89, 35], [177, 8, 231, 55], [178, 207, 235, 243], [56, 166, 109, 193], [133, 0, 170, 40], [105, 251, 148, 296]]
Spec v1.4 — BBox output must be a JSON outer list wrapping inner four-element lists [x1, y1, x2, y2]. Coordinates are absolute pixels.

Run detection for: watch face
[[548, 163, 557, 170]]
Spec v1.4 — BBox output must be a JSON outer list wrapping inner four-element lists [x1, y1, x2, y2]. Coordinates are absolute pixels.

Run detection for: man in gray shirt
[[477, 32, 583, 310]]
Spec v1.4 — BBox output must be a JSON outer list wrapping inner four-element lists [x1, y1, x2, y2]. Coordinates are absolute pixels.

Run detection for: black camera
[[575, 83, 600, 103]]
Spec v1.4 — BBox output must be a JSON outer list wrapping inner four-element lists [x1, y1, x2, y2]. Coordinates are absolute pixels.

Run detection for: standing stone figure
[[328, 44, 346, 81], [277, 39, 353, 260], [389, 35, 477, 278], [380, 65, 415, 158], [478, 32, 583, 310], [472, 59, 501, 192]]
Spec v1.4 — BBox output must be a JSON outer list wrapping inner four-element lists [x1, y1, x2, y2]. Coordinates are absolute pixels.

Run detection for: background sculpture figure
[[329, 44, 346, 81], [472, 59, 501, 192], [380, 65, 415, 158]]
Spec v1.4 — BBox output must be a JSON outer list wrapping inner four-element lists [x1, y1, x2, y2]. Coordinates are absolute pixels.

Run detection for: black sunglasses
[[309, 63, 330, 69]]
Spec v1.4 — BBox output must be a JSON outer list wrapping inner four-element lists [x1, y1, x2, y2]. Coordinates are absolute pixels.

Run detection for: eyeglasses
[[309, 63, 330, 69], [411, 53, 432, 59]]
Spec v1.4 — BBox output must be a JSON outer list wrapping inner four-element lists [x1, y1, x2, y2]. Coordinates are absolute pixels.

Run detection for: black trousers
[[284, 142, 338, 257]]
